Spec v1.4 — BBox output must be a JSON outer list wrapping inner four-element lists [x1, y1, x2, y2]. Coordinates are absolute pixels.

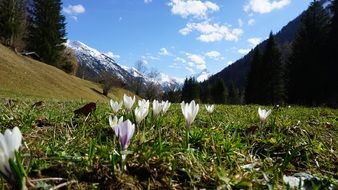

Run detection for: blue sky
[[62, 0, 311, 80]]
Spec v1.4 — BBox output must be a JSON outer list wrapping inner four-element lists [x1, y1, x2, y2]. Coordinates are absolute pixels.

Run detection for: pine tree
[[181, 77, 200, 102], [210, 78, 228, 104], [0, 0, 26, 47], [228, 82, 240, 104], [200, 82, 211, 103], [261, 32, 285, 105], [245, 47, 262, 104], [327, 0, 338, 106], [26, 0, 66, 66], [287, 1, 330, 105]]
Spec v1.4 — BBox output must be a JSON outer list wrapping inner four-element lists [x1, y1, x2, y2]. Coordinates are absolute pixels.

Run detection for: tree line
[[177, 77, 242, 104], [179, 1, 337, 107], [246, 0, 337, 107], [0, 0, 77, 74]]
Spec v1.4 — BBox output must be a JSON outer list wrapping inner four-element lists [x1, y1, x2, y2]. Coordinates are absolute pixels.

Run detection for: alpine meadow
[[0, 0, 337, 189]]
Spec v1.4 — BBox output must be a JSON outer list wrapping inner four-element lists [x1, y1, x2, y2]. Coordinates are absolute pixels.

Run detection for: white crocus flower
[[0, 127, 22, 180], [134, 106, 149, 124], [123, 94, 135, 111], [161, 101, 171, 115], [152, 100, 163, 117], [110, 100, 123, 113], [138, 99, 150, 110], [258, 107, 272, 123], [109, 115, 124, 130], [181, 100, 199, 128], [205, 104, 214, 114]]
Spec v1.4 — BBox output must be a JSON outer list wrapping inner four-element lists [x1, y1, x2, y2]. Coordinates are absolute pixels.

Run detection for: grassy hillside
[[0, 44, 130, 101]]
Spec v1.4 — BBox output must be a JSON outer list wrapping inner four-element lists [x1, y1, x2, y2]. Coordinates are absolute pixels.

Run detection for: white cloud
[[169, 64, 181, 69], [185, 66, 195, 74], [244, 0, 291, 14], [248, 37, 261, 47], [70, 16, 78, 21], [174, 57, 186, 63], [144, 0, 152, 3], [168, 0, 219, 19], [149, 56, 160, 60], [187, 62, 195, 67], [205, 51, 220, 58], [196, 64, 206, 70], [159, 48, 170, 56], [186, 53, 205, 65], [142, 60, 149, 65], [186, 53, 206, 70], [248, 18, 255, 25], [238, 18, 243, 27], [105, 51, 120, 59], [179, 21, 243, 42], [205, 51, 223, 61], [142, 54, 160, 60], [238, 48, 251, 55], [63, 4, 86, 15]]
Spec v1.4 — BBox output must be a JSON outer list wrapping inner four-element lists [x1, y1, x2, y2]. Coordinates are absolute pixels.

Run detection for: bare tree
[[162, 83, 182, 103], [132, 60, 147, 96], [98, 71, 123, 96], [59, 47, 78, 74], [145, 68, 163, 100], [135, 60, 147, 74]]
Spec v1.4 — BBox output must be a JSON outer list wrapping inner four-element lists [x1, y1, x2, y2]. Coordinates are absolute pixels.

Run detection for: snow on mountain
[[66, 40, 182, 91], [322, 0, 331, 8], [66, 40, 132, 82], [194, 70, 211, 82], [121, 65, 182, 91]]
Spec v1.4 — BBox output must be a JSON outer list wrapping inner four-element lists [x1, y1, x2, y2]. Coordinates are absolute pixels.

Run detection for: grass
[[0, 98, 337, 189], [0, 44, 130, 101]]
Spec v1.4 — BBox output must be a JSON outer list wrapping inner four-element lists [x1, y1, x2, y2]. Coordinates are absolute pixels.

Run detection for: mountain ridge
[[66, 40, 183, 91], [206, 0, 330, 90]]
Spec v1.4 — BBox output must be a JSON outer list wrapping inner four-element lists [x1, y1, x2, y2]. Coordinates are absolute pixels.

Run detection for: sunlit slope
[[0, 44, 129, 101]]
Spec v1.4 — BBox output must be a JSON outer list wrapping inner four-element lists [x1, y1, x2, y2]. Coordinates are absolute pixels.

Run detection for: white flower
[[138, 99, 150, 110], [181, 100, 199, 128], [134, 106, 149, 124], [123, 94, 135, 111], [114, 120, 135, 150], [152, 100, 163, 117], [205, 104, 214, 114], [258, 107, 272, 123], [161, 100, 171, 115], [109, 115, 123, 129], [110, 100, 123, 113], [0, 127, 22, 179]]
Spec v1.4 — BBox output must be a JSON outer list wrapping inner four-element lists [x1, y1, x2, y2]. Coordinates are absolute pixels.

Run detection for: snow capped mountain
[[66, 40, 133, 82], [321, 0, 331, 8], [194, 70, 211, 82], [66, 40, 182, 91], [121, 65, 182, 91]]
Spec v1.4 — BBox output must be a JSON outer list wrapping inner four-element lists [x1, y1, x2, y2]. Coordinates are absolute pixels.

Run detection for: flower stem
[[159, 126, 162, 153], [121, 153, 126, 171], [185, 125, 190, 149]]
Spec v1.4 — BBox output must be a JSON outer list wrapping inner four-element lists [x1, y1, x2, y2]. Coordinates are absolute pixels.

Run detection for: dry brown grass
[[0, 44, 131, 101]]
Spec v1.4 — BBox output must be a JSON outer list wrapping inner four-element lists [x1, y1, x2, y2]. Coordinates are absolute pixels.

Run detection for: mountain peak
[[66, 40, 102, 57], [66, 40, 182, 91], [195, 69, 211, 82]]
